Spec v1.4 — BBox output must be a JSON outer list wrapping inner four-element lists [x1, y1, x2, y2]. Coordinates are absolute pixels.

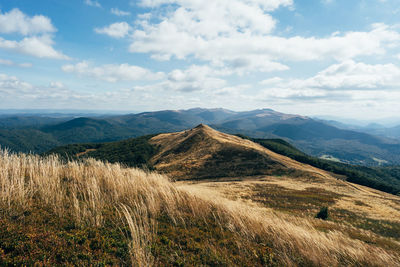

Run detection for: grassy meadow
[[0, 150, 399, 266]]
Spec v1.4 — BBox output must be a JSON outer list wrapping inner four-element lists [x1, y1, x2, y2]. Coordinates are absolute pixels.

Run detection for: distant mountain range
[[320, 118, 400, 140], [1, 108, 400, 166]]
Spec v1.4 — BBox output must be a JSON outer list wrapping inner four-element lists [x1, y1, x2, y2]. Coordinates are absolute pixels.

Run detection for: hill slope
[[46, 124, 400, 195], [249, 137, 400, 195], [1, 150, 399, 266], [48, 124, 331, 181], [150, 124, 324, 180]]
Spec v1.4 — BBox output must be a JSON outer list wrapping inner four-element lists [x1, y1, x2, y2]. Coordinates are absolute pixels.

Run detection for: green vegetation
[[45, 135, 159, 169], [244, 136, 400, 195], [151, 213, 278, 266], [316, 207, 329, 220], [0, 207, 131, 265], [0, 128, 61, 153], [0, 200, 278, 266]]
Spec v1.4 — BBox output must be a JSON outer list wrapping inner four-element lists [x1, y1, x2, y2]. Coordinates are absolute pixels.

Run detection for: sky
[[0, 0, 400, 119]]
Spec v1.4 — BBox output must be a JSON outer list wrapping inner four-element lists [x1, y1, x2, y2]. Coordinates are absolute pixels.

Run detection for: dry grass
[[179, 184, 400, 266], [0, 149, 185, 266], [0, 149, 399, 266], [189, 175, 400, 223], [149, 124, 337, 181]]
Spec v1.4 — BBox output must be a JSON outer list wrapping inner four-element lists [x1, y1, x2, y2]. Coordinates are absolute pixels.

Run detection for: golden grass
[[0, 149, 399, 266], [188, 175, 400, 223], [179, 185, 400, 266], [149, 124, 337, 180], [0, 149, 184, 266]]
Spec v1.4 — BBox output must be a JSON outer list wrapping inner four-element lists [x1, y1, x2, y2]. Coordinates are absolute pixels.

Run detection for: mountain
[[0, 115, 71, 129], [46, 125, 400, 195], [2, 108, 400, 165], [367, 124, 400, 139], [41, 117, 135, 143], [320, 118, 400, 140], [148, 124, 307, 180], [47, 124, 309, 180], [0, 128, 60, 153], [211, 109, 400, 165], [47, 124, 323, 180]]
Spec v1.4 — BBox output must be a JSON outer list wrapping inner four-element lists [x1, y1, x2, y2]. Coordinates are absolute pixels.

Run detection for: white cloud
[[165, 65, 227, 92], [0, 73, 171, 110], [257, 60, 400, 103], [0, 58, 32, 68], [0, 35, 69, 60], [0, 9, 68, 60], [111, 8, 131, 16], [112, 65, 230, 93], [396, 54, 400, 60], [84, 0, 101, 8], [0, 73, 99, 108], [0, 59, 13, 66], [19, 62, 33, 68], [128, 1, 400, 73], [289, 60, 400, 91], [0, 73, 33, 95], [0, 8, 55, 35], [95, 22, 131, 38], [132, 21, 400, 62], [139, 0, 293, 11], [130, 0, 289, 72], [136, 1, 279, 38], [259, 77, 283, 85], [62, 61, 165, 82]]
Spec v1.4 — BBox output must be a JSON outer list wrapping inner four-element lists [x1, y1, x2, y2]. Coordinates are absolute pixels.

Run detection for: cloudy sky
[[0, 0, 400, 119]]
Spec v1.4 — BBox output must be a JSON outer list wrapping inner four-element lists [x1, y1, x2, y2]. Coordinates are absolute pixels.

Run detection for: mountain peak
[[193, 123, 212, 131], [148, 125, 315, 180], [194, 123, 207, 128]]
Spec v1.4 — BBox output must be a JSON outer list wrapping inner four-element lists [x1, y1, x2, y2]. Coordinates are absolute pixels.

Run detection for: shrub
[[316, 207, 329, 220]]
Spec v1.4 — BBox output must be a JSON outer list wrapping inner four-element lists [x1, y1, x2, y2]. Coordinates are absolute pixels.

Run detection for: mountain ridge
[[45, 124, 400, 195], [2, 108, 400, 165]]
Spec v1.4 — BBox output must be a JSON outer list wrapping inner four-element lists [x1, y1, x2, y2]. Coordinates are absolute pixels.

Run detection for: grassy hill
[[148, 124, 302, 180], [248, 136, 400, 195], [1, 150, 399, 266], [47, 125, 400, 196]]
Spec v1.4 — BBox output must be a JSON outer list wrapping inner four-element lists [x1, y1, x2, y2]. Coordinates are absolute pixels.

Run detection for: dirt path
[[76, 149, 97, 157]]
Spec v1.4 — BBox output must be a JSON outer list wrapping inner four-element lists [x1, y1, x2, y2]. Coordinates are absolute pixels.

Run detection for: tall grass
[[0, 149, 398, 266], [0, 149, 184, 266]]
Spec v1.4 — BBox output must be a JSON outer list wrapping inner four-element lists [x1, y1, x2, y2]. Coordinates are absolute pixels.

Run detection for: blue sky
[[0, 0, 400, 119]]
